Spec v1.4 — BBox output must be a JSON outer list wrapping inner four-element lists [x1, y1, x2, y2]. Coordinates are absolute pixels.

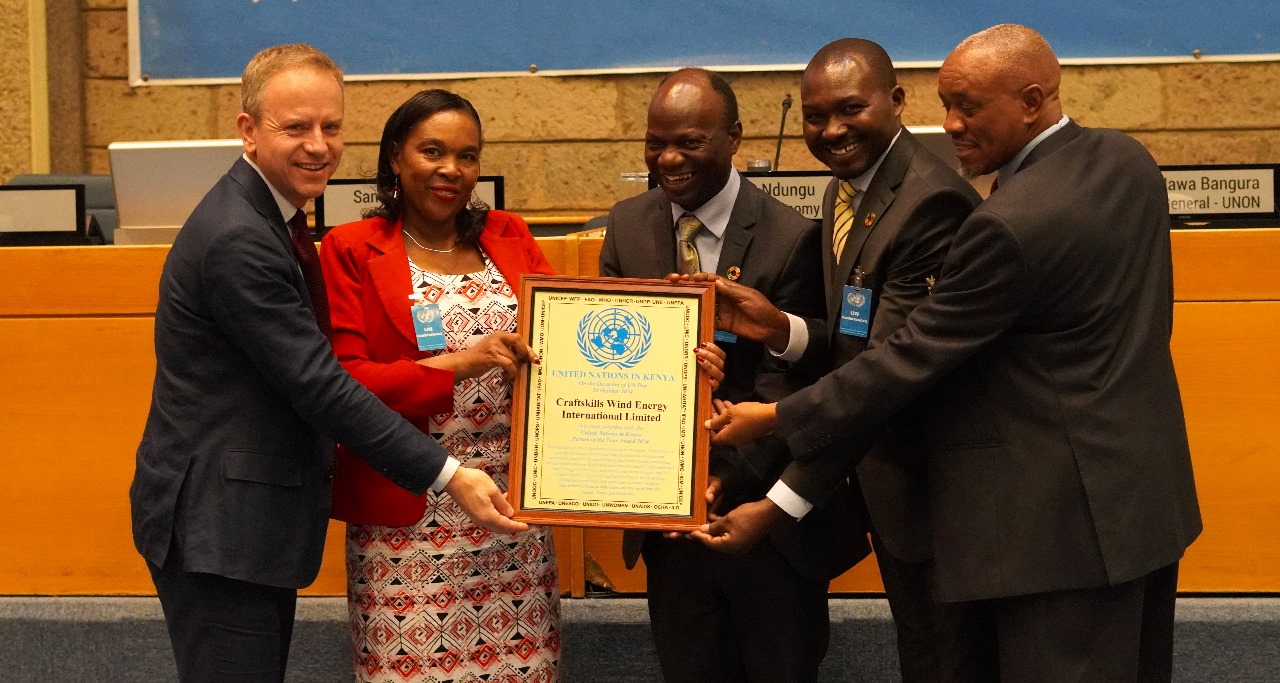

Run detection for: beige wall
[[0, 0, 35, 180], [46, 0, 85, 173], [8, 1, 1280, 214]]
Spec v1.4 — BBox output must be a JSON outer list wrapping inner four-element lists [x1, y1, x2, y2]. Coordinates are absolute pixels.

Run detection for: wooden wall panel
[[0, 237, 582, 595]]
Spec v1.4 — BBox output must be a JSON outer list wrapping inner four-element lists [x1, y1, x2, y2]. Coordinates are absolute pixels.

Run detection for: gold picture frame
[[507, 275, 713, 530]]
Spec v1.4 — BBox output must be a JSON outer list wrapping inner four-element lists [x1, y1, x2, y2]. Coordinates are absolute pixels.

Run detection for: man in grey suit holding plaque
[[599, 68, 862, 682]]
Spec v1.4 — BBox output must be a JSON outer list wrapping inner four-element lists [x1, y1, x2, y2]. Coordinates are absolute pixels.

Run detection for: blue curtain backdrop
[[135, 0, 1279, 81]]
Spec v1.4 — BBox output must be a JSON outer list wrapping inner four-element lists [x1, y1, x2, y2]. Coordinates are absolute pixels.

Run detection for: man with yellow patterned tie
[[830, 179, 858, 261], [688, 39, 983, 681], [599, 68, 861, 682]]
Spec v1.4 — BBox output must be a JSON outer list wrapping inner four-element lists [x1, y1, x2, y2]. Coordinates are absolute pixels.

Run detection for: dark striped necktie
[[287, 209, 331, 337]]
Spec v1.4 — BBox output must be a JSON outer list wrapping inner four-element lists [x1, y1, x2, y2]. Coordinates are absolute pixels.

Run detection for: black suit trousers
[[938, 562, 1180, 682], [872, 531, 979, 683], [642, 535, 829, 683], [149, 543, 298, 683]]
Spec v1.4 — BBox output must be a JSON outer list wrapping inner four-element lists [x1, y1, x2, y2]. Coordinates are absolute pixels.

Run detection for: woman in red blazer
[[319, 90, 558, 683]]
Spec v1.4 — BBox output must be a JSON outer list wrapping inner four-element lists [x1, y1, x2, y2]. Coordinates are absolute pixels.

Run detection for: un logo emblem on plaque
[[848, 291, 866, 308], [416, 307, 436, 323], [577, 307, 653, 368]]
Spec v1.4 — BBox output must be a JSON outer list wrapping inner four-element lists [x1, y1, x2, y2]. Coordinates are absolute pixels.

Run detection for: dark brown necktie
[[287, 209, 331, 337]]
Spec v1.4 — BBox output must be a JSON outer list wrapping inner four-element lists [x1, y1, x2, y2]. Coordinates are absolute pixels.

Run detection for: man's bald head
[[645, 68, 743, 210], [952, 24, 1061, 108], [938, 24, 1064, 177], [653, 68, 740, 132]]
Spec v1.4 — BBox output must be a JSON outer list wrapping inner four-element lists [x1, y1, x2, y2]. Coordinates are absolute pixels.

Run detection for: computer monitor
[[0, 184, 87, 246], [108, 139, 245, 242]]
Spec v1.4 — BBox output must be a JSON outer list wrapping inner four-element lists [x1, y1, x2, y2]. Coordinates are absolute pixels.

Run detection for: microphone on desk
[[773, 94, 793, 172]]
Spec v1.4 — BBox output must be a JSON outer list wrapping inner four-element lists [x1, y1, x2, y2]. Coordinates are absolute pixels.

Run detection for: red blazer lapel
[[364, 220, 419, 349], [478, 213, 534, 287], [363, 213, 540, 350]]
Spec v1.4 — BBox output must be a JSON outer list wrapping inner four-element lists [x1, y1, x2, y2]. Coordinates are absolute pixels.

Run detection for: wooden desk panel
[[579, 527, 889, 595], [1171, 301, 1280, 590], [0, 237, 586, 595], [0, 317, 157, 593], [576, 237, 604, 278], [0, 229, 1265, 314], [1171, 229, 1280, 302], [0, 246, 167, 315], [0, 229, 1277, 595], [0, 236, 590, 317]]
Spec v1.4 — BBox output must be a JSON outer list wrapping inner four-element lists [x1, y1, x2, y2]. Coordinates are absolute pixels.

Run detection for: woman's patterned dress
[[346, 255, 560, 683]]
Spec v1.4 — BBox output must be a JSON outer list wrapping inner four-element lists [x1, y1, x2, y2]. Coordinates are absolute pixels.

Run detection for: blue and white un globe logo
[[577, 307, 653, 368]]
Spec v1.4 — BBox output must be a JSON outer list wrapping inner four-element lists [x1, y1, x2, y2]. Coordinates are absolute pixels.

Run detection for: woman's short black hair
[[366, 89, 489, 244]]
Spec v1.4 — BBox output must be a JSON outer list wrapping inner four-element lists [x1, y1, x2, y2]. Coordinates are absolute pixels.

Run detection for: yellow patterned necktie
[[675, 213, 703, 275], [831, 180, 858, 263]]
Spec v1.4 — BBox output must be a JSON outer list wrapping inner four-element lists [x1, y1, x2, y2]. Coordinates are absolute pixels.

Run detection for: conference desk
[[0, 229, 1277, 596]]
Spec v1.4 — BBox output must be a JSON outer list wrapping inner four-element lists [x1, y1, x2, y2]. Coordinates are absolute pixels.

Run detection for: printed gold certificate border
[[507, 275, 713, 530]]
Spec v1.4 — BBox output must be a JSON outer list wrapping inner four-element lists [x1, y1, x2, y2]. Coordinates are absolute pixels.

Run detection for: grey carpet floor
[[1, 597, 1276, 681]]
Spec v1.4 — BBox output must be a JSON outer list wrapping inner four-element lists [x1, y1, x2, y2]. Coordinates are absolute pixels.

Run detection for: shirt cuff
[[768, 312, 809, 362], [430, 457, 461, 493], [766, 480, 814, 520]]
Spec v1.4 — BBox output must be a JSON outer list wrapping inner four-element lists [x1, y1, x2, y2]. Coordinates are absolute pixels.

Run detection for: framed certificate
[[508, 275, 713, 530]]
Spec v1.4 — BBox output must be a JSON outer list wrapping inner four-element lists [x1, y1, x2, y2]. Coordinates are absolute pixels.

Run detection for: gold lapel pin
[[726, 266, 742, 280], [864, 212, 876, 227]]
